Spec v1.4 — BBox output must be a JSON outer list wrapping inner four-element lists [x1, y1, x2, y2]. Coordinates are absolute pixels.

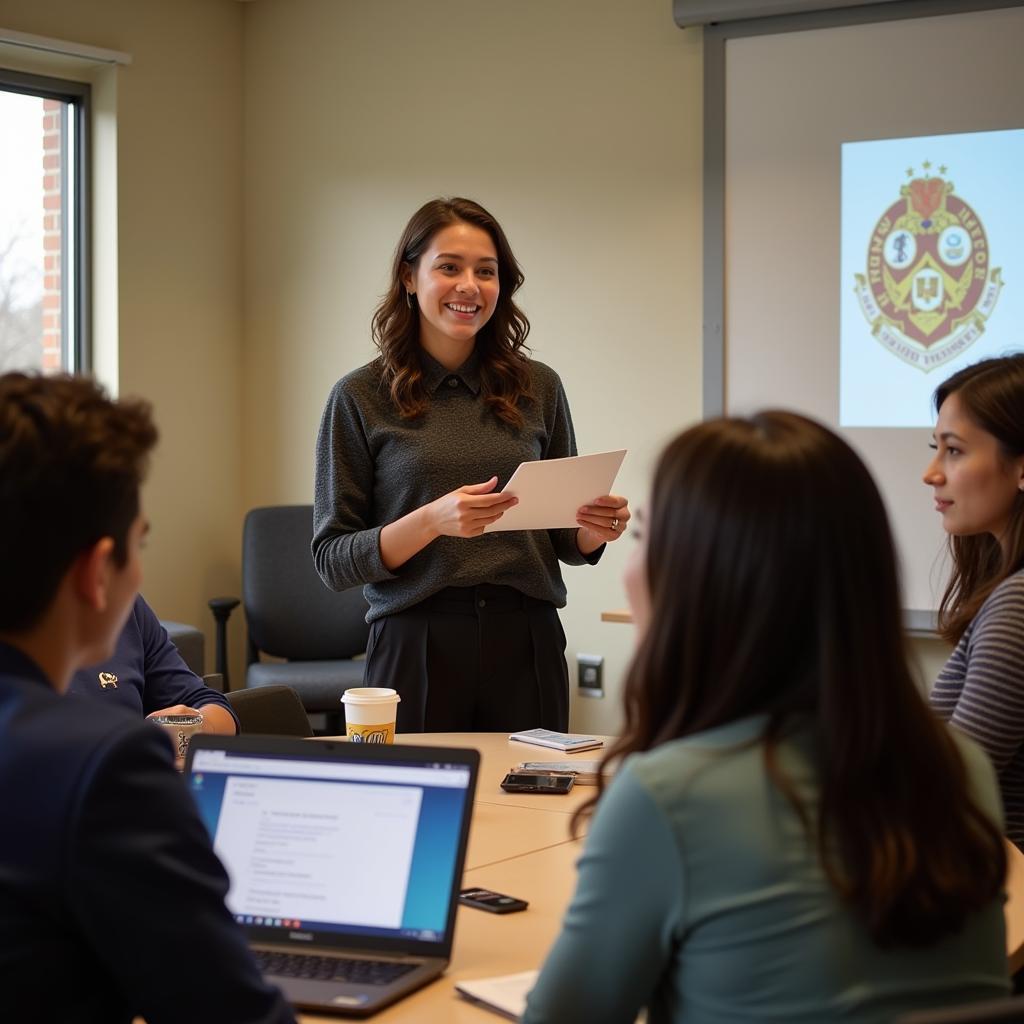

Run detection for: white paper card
[[455, 970, 539, 1020], [483, 449, 627, 533]]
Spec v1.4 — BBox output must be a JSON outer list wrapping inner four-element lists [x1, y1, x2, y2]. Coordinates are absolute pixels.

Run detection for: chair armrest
[[208, 596, 241, 690]]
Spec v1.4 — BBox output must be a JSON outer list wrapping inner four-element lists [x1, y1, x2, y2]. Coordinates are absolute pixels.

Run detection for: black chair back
[[242, 505, 370, 662], [226, 684, 314, 737]]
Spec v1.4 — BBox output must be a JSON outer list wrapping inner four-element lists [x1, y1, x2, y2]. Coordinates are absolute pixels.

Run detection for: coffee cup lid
[[341, 687, 401, 705]]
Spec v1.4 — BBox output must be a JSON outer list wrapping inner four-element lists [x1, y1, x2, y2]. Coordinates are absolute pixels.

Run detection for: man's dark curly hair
[[0, 372, 157, 632]]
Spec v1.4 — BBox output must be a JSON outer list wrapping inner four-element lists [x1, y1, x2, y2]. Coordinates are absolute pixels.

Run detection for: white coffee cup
[[150, 713, 204, 766], [341, 687, 401, 744]]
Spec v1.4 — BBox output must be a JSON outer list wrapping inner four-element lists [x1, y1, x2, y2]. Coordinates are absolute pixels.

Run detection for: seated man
[[0, 372, 293, 1024], [70, 593, 238, 735]]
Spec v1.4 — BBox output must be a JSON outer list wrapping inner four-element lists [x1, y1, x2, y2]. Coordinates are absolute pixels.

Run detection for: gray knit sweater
[[312, 351, 600, 623]]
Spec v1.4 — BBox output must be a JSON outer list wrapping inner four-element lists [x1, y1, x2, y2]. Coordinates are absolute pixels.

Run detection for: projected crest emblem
[[854, 163, 1003, 372]]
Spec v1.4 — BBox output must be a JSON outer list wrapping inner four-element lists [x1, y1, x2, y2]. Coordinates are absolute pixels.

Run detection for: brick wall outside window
[[41, 98, 62, 372]]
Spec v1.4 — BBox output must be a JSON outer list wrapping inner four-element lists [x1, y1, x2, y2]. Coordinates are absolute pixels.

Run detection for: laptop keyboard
[[254, 949, 418, 986]]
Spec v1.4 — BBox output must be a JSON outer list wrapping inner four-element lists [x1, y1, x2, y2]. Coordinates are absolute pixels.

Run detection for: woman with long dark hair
[[926, 354, 1024, 847], [313, 198, 629, 732], [523, 412, 1008, 1024]]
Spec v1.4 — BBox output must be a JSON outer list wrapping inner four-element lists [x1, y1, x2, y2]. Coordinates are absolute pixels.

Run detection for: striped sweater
[[931, 568, 1024, 848]]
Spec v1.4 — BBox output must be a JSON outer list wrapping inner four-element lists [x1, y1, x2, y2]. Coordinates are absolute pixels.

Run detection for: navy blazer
[[0, 642, 294, 1024]]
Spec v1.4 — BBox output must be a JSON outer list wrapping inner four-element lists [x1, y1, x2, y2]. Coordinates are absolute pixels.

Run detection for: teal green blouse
[[522, 716, 1010, 1024]]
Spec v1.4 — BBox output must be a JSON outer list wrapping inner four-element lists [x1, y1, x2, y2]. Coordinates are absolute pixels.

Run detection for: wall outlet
[[577, 653, 604, 698]]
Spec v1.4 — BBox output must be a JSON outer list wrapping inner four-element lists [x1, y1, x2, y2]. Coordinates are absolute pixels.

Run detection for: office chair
[[161, 620, 205, 677], [210, 505, 370, 733], [225, 685, 313, 738]]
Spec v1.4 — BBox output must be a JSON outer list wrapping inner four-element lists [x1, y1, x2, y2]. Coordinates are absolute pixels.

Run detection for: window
[[0, 68, 88, 373]]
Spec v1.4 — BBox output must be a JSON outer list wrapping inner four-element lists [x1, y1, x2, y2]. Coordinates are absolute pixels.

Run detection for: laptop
[[185, 734, 479, 1017]]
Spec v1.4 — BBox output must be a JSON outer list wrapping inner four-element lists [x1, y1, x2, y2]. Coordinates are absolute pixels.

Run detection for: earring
[[404, 291, 413, 309]]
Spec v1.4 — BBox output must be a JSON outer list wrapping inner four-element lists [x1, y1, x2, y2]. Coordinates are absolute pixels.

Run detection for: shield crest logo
[[854, 165, 1003, 372]]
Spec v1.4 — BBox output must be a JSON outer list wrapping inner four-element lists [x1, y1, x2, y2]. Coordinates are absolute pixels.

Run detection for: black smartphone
[[459, 887, 529, 914], [499, 772, 574, 794]]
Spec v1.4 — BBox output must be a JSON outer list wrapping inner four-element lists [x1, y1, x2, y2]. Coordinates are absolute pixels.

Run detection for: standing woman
[[524, 412, 1008, 1024], [925, 354, 1024, 848], [313, 198, 629, 733]]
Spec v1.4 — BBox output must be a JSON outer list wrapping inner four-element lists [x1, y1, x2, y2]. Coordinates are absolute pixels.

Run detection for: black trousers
[[362, 584, 569, 734]]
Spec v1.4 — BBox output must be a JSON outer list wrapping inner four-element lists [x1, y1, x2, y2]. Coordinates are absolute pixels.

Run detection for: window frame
[[0, 66, 90, 372]]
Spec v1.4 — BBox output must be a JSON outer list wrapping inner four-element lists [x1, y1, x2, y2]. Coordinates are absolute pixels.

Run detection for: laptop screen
[[187, 744, 474, 948]]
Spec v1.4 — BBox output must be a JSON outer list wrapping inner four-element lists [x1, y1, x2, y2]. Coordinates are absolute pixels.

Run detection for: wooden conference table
[[301, 731, 598, 1023], [299, 732, 1024, 1023]]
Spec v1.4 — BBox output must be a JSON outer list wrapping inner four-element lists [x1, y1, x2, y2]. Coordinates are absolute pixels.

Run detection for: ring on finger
[[611, 518, 620, 531]]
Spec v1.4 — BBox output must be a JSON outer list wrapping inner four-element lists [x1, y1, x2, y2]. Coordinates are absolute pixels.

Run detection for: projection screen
[[710, 1, 1024, 623]]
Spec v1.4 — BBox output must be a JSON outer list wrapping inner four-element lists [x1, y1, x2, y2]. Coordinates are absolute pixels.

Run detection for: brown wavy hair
[[0, 372, 157, 632], [370, 197, 532, 428], [575, 411, 1005, 948], [932, 354, 1024, 643]]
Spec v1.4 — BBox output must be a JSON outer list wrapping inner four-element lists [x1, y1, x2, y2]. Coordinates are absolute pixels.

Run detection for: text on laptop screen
[[188, 749, 471, 942]]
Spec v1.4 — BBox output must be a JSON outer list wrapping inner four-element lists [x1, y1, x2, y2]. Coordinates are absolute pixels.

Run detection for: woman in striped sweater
[[926, 354, 1024, 848]]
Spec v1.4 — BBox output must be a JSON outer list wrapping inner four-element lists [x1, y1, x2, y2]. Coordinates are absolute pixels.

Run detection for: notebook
[[507, 728, 604, 752], [185, 735, 479, 1018]]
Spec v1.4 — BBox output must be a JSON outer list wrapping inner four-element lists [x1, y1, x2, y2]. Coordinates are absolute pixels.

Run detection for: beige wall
[[0, 0, 245, 673], [242, 0, 703, 731], [1, 0, 703, 715], [0, 0, 950, 719]]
